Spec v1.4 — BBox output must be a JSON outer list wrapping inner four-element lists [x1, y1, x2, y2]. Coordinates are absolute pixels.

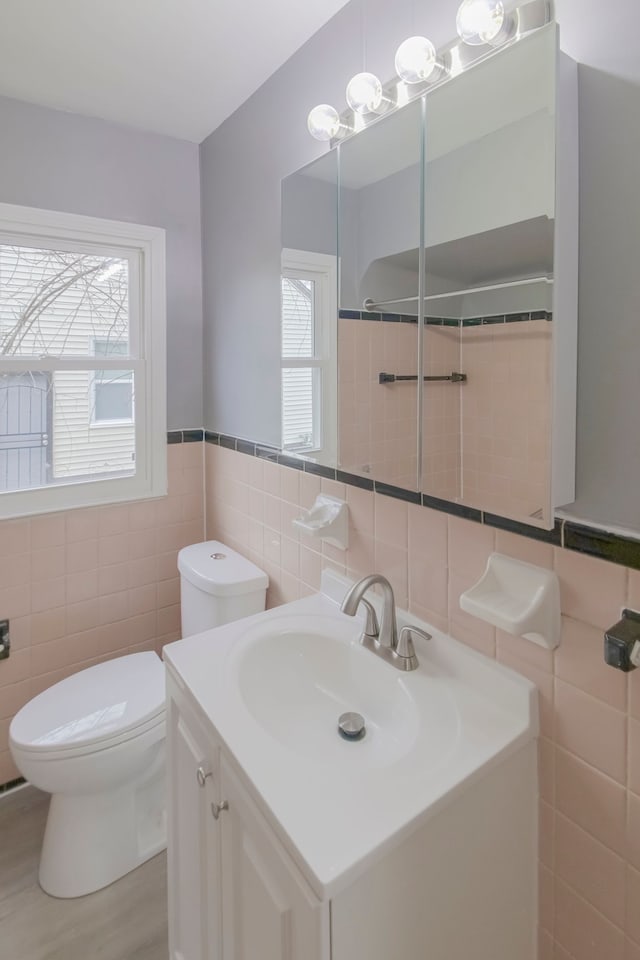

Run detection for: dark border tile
[[442, 318, 461, 328], [183, 428, 204, 443], [336, 469, 374, 491], [504, 312, 530, 324], [361, 311, 381, 322], [338, 309, 361, 320], [564, 522, 640, 571], [277, 453, 304, 471], [235, 439, 256, 456], [483, 512, 562, 545], [303, 461, 337, 480], [462, 317, 482, 328], [255, 444, 279, 461], [167, 430, 183, 444], [374, 481, 421, 504], [0, 776, 26, 794], [197, 430, 640, 565], [422, 493, 482, 522], [482, 315, 505, 325], [382, 313, 402, 323]]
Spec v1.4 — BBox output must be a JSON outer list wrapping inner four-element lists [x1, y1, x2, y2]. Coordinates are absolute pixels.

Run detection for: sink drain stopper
[[338, 712, 366, 741]]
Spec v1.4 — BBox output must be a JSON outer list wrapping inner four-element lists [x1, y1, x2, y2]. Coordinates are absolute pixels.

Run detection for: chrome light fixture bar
[[307, 0, 553, 143]]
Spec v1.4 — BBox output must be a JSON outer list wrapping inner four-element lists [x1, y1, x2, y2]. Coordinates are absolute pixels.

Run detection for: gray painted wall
[[0, 95, 203, 430], [200, 0, 640, 532]]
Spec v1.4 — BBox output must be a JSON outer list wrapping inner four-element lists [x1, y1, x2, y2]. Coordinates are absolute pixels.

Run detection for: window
[[0, 203, 166, 517], [281, 249, 336, 460], [91, 340, 134, 424]]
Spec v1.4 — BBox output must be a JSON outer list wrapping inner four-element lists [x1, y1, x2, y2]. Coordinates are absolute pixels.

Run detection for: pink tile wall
[[460, 319, 552, 522], [338, 318, 418, 488], [0, 440, 204, 785], [205, 442, 640, 960], [422, 324, 461, 501]]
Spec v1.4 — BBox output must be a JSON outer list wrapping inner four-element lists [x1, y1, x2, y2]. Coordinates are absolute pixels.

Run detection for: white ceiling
[[0, 0, 350, 143]]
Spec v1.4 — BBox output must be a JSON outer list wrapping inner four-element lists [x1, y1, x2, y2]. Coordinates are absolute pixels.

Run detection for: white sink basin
[[232, 614, 456, 773], [165, 570, 537, 898]]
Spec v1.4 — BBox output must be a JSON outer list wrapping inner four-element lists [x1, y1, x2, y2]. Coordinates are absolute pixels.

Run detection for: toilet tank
[[178, 541, 268, 637]]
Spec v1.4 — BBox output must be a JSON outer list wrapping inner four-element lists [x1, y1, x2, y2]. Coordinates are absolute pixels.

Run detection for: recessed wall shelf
[[460, 552, 561, 649]]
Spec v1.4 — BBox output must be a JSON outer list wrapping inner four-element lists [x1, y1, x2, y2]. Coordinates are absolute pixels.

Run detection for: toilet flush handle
[[196, 765, 212, 788]]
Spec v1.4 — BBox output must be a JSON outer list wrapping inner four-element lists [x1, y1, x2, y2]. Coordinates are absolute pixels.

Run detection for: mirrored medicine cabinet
[[280, 22, 578, 531]]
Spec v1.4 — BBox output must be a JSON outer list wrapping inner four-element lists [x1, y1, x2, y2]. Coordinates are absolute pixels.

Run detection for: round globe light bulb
[[395, 36, 437, 84], [307, 104, 340, 141], [346, 72, 383, 114], [456, 0, 505, 45]]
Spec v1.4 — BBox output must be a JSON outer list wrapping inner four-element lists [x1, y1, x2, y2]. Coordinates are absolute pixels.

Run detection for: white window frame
[[281, 248, 337, 463], [0, 202, 166, 518]]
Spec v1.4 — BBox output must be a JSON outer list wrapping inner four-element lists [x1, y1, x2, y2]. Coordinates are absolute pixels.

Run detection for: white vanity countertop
[[164, 571, 538, 900]]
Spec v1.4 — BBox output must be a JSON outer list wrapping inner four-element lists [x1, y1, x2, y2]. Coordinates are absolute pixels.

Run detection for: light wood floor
[[0, 785, 168, 960]]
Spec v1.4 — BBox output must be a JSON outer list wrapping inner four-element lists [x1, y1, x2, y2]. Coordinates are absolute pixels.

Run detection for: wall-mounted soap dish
[[293, 495, 349, 551], [459, 552, 561, 649]]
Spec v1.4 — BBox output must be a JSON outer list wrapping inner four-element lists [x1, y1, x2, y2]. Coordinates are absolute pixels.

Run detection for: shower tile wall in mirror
[[281, 22, 578, 531]]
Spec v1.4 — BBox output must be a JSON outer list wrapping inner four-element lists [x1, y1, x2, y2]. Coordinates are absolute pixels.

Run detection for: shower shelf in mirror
[[363, 276, 553, 311]]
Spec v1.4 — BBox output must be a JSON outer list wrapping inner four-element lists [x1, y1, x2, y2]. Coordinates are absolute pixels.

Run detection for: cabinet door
[[167, 688, 221, 960], [219, 755, 329, 960]]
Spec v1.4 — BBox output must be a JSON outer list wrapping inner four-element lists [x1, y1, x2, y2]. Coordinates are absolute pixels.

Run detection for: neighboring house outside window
[[0, 203, 166, 518], [281, 248, 337, 463], [91, 339, 135, 424]]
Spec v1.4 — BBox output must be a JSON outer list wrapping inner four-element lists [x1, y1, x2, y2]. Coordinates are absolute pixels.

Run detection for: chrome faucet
[[340, 574, 430, 672]]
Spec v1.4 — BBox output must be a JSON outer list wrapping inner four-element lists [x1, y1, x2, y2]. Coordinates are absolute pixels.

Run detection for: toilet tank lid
[[178, 541, 268, 597]]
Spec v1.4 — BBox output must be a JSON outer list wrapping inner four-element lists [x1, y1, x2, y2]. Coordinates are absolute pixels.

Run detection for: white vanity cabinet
[[165, 577, 538, 960], [167, 673, 329, 960], [167, 667, 537, 960], [167, 679, 221, 960], [218, 753, 329, 960]]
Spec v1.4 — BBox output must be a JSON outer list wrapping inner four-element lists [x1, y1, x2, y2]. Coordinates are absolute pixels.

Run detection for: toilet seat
[[10, 651, 165, 760]]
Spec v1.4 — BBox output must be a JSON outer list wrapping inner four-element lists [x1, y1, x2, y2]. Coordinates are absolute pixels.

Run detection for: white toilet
[[9, 540, 267, 898]]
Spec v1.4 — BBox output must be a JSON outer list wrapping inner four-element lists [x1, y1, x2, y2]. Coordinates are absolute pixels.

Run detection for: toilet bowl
[[9, 541, 268, 898]]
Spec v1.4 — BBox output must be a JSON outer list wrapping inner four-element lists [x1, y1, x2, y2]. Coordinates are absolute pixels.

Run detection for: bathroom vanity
[[165, 571, 538, 960]]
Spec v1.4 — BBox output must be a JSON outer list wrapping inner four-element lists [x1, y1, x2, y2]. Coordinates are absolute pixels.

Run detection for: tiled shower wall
[[422, 322, 461, 501], [460, 318, 552, 520], [0, 439, 204, 785], [339, 315, 551, 519], [338, 318, 418, 488], [205, 440, 640, 960]]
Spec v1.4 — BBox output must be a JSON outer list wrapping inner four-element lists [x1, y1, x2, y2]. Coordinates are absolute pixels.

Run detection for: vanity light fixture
[[394, 36, 439, 84], [345, 72, 386, 114], [306, 0, 550, 142], [455, 0, 512, 46], [307, 104, 342, 141]]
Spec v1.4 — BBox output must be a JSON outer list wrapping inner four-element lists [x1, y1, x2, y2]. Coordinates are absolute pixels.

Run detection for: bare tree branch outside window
[[0, 245, 135, 490]]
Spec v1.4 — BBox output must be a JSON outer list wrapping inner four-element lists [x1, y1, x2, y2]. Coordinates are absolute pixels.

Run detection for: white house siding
[[52, 370, 134, 480]]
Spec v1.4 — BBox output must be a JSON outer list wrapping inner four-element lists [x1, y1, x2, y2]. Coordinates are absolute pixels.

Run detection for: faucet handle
[[396, 625, 431, 669], [360, 599, 380, 640]]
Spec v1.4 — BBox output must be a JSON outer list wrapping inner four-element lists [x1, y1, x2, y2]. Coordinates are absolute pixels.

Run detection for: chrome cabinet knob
[[210, 800, 229, 820], [196, 766, 212, 788]]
